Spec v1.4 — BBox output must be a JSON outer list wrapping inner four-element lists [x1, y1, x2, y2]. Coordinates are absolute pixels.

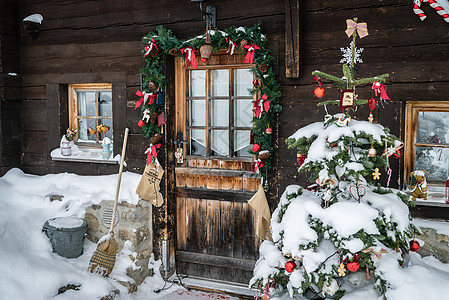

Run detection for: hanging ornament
[[322, 278, 339, 297], [284, 260, 296, 273], [372, 168, 381, 180], [180, 47, 198, 69], [372, 82, 390, 101], [349, 184, 367, 202], [142, 109, 151, 122], [386, 168, 392, 187], [252, 159, 264, 174], [156, 92, 164, 105], [368, 146, 376, 157], [266, 127, 273, 135], [340, 89, 355, 109], [335, 115, 351, 127], [252, 144, 261, 152], [150, 112, 158, 124], [368, 97, 377, 111], [368, 112, 374, 123], [243, 44, 260, 64], [138, 119, 145, 127], [392, 149, 402, 158], [225, 37, 238, 55], [200, 24, 213, 60], [259, 63, 269, 73], [296, 153, 306, 166], [347, 261, 360, 272], [258, 150, 270, 160], [148, 81, 158, 93], [175, 147, 183, 164], [313, 77, 326, 98], [410, 240, 420, 252], [413, 0, 449, 23], [338, 263, 346, 277], [345, 18, 369, 38]]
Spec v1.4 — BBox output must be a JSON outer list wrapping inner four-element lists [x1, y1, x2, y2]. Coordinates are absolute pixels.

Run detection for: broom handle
[[110, 128, 129, 235]]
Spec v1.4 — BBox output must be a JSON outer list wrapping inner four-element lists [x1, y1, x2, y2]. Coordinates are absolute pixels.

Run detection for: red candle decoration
[[346, 261, 360, 272], [138, 119, 145, 127], [410, 240, 420, 252], [285, 260, 296, 273], [314, 86, 326, 98], [252, 144, 261, 152]]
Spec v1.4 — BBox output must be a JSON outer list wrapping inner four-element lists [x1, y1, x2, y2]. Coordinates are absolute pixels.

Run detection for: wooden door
[[174, 56, 262, 284]]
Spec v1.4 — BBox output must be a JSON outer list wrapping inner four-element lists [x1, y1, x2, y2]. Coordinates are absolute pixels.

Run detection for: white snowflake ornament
[[340, 41, 363, 68]]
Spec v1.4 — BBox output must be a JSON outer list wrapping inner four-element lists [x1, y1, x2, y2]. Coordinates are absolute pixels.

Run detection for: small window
[[186, 67, 253, 158], [69, 83, 113, 147], [405, 102, 449, 201]]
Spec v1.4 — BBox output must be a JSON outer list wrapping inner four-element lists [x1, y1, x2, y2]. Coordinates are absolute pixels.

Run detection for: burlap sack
[[248, 184, 272, 241], [136, 162, 164, 207]]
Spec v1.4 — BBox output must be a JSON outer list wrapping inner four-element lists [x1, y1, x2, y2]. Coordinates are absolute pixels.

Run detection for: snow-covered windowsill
[[50, 143, 120, 165]]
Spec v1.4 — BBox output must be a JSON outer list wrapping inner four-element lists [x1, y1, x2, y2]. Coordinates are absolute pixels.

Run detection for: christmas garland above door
[[136, 25, 282, 187]]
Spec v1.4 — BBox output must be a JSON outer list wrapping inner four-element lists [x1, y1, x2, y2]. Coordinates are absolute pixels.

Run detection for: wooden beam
[[175, 187, 254, 203], [176, 250, 256, 270], [285, 0, 300, 78]]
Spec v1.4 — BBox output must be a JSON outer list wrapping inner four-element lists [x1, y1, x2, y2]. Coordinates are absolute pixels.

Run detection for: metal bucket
[[43, 217, 88, 258]]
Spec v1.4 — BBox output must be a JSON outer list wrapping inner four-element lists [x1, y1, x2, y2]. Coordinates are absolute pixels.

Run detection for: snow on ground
[[2, 168, 449, 299]]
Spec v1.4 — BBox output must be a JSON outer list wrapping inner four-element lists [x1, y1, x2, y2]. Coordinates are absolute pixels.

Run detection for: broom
[[88, 128, 129, 277]]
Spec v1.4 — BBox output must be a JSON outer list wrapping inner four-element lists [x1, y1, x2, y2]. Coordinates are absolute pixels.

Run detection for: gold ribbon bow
[[345, 19, 369, 38]]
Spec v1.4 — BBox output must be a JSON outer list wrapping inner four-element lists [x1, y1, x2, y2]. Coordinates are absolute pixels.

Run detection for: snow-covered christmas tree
[[250, 18, 418, 299]]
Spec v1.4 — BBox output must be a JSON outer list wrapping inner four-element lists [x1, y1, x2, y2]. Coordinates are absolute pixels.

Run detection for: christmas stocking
[[136, 162, 164, 207]]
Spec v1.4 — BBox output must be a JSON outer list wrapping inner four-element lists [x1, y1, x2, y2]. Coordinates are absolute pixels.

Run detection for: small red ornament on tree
[[410, 240, 420, 252], [346, 261, 360, 272], [313, 76, 326, 98], [368, 98, 377, 111], [297, 153, 306, 166], [138, 119, 145, 127], [392, 149, 402, 158], [252, 144, 261, 152], [285, 260, 296, 273], [266, 128, 273, 135]]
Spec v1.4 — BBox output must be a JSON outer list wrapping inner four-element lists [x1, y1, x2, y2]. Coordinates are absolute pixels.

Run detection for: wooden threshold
[[411, 202, 449, 220], [176, 250, 256, 270], [175, 187, 255, 203]]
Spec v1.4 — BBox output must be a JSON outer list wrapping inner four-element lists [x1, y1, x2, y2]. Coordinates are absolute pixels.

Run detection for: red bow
[[254, 94, 270, 118], [225, 37, 238, 55], [372, 82, 390, 101], [146, 143, 161, 165], [135, 91, 156, 110], [252, 159, 264, 174], [243, 44, 260, 64], [180, 47, 198, 69], [144, 38, 159, 57]]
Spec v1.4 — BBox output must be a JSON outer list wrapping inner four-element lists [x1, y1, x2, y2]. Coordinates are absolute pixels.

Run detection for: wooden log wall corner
[[285, 0, 300, 78], [152, 55, 176, 278]]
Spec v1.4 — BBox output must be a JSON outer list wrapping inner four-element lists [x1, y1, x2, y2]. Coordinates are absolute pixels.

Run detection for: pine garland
[[138, 25, 282, 185]]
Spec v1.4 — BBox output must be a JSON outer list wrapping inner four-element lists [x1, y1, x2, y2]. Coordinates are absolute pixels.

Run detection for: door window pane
[[417, 111, 449, 144], [234, 99, 253, 127], [189, 100, 206, 126], [211, 69, 229, 97], [234, 69, 252, 96], [234, 130, 251, 157], [189, 70, 206, 97], [211, 130, 229, 156], [211, 99, 229, 126], [189, 129, 206, 156], [415, 146, 449, 182], [77, 91, 96, 116]]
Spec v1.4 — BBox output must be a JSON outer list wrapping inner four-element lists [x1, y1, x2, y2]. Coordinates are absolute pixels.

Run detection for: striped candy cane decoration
[[414, 0, 449, 23]]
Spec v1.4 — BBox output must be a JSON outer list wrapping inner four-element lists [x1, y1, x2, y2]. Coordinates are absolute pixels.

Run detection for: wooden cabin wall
[[14, 0, 449, 202], [0, 0, 22, 176]]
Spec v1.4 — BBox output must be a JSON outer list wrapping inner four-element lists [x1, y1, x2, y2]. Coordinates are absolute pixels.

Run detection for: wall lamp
[[22, 14, 43, 39], [191, 0, 216, 27]]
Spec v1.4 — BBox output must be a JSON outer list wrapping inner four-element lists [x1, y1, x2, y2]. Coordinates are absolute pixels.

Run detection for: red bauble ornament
[[138, 119, 145, 127], [368, 98, 377, 111], [285, 260, 296, 273], [392, 149, 402, 158], [297, 153, 306, 166], [346, 261, 360, 272], [314, 86, 326, 98], [252, 144, 261, 152], [266, 128, 273, 135], [410, 240, 420, 252]]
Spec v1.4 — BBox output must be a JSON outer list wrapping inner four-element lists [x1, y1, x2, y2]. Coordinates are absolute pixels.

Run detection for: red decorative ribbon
[[145, 143, 161, 165], [225, 37, 238, 55], [144, 38, 159, 57], [252, 78, 260, 88], [180, 47, 198, 69], [243, 44, 260, 64], [135, 91, 156, 109], [252, 159, 264, 174], [372, 82, 390, 101], [314, 76, 324, 89], [254, 94, 270, 119]]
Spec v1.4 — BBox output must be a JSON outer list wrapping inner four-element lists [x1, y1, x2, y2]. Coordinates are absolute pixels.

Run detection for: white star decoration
[[340, 41, 364, 68]]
